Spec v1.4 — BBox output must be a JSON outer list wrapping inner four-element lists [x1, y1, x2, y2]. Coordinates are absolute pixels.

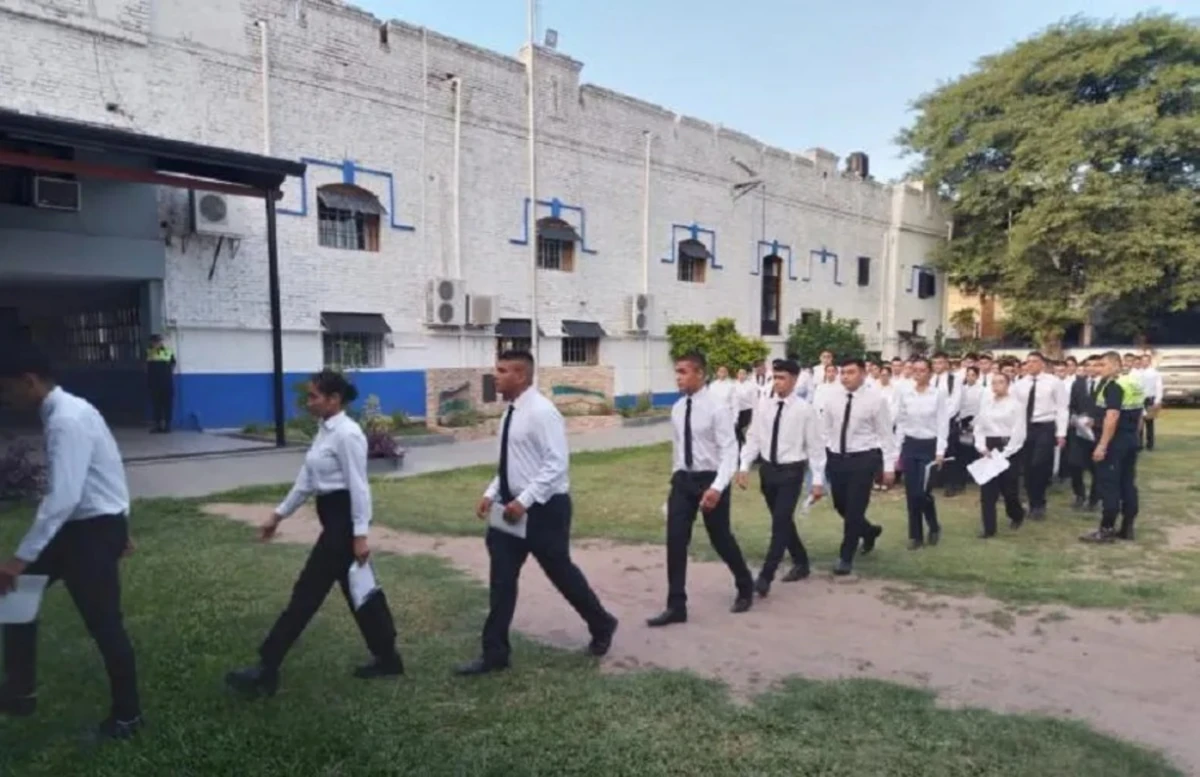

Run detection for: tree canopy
[[666, 318, 769, 373], [786, 311, 867, 366], [898, 15, 1200, 347]]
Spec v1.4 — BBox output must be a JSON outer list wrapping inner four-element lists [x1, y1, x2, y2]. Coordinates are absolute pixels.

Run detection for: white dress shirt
[[708, 378, 737, 412], [877, 382, 899, 423], [734, 379, 759, 412], [1140, 367, 1163, 402], [277, 411, 372, 536], [671, 387, 737, 492], [894, 383, 951, 456], [819, 386, 899, 473], [739, 395, 827, 486], [973, 393, 1028, 458], [484, 387, 570, 508], [753, 374, 774, 400], [15, 387, 131, 563], [931, 371, 962, 417], [809, 380, 841, 415], [1014, 373, 1069, 437], [957, 382, 983, 420]]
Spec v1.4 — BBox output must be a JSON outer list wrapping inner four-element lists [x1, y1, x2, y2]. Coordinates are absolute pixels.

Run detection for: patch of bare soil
[[1165, 524, 1200, 551], [205, 503, 1200, 774]]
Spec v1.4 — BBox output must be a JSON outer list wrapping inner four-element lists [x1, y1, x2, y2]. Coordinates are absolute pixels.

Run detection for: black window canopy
[[536, 217, 580, 243], [317, 184, 387, 215], [321, 312, 392, 336], [495, 318, 546, 338], [561, 320, 606, 338], [678, 239, 711, 261]]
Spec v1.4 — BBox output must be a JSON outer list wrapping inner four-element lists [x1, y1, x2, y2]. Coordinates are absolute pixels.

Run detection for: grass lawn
[[221, 410, 1200, 614], [0, 499, 1182, 776]]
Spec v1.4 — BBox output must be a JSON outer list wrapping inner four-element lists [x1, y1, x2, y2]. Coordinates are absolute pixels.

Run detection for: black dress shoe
[[731, 595, 753, 614], [780, 563, 810, 583], [1072, 496, 1087, 510], [95, 715, 143, 741], [1080, 528, 1117, 544], [454, 657, 510, 677], [1115, 528, 1135, 541], [0, 685, 36, 717], [754, 577, 771, 598], [907, 539, 924, 551], [1029, 507, 1047, 521], [225, 665, 279, 697], [1009, 517, 1025, 530], [861, 525, 883, 555], [587, 617, 618, 657], [977, 530, 995, 539], [646, 608, 687, 628], [832, 560, 853, 576], [353, 654, 404, 679], [928, 529, 940, 546]]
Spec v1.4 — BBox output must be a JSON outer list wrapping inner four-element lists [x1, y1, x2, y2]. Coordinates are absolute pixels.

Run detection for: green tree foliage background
[[666, 318, 769, 374], [898, 15, 1200, 347], [786, 311, 868, 366]]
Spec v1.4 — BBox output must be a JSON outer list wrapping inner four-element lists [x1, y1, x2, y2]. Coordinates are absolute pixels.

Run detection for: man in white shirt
[[459, 350, 617, 675], [1014, 351, 1068, 520], [708, 365, 736, 412], [735, 359, 825, 597], [647, 352, 755, 627], [820, 359, 898, 575], [0, 341, 141, 739], [811, 349, 836, 386], [977, 353, 996, 392], [931, 351, 964, 496], [1137, 354, 1163, 451], [752, 360, 773, 400], [733, 368, 758, 448]]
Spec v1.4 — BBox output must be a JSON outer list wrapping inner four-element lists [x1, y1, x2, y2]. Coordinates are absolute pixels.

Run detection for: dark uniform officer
[[146, 334, 176, 433], [1081, 352, 1143, 543]]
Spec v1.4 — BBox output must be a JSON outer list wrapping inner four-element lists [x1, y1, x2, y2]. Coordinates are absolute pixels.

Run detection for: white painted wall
[[0, 0, 947, 396]]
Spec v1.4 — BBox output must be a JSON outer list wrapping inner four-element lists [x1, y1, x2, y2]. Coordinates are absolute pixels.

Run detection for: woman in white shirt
[[973, 372, 1028, 538], [893, 357, 948, 549], [226, 370, 403, 697], [809, 363, 841, 415]]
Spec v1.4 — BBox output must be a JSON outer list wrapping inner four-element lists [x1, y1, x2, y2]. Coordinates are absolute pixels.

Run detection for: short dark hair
[[880, 365, 892, 375], [1104, 350, 1124, 364], [979, 352, 994, 361], [964, 352, 980, 360], [1027, 351, 1046, 362], [310, 368, 359, 403], [677, 351, 707, 372], [931, 351, 949, 360], [966, 366, 980, 377], [498, 349, 535, 368], [773, 358, 800, 376], [839, 357, 865, 370], [911, 356, 931, 369], [1065, 356, 1078, 365], [0, 340, 55, 381], [1123, 352, 1137, 359]]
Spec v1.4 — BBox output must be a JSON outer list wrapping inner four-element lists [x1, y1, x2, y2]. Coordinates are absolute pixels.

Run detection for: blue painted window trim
[[752, 240, 796, 280], [509, 197, 598, 254], [905, 264, 936, 292], [659, 223, 721, 270], [804, 247, 843, 285], [277, 157, 416, 232]]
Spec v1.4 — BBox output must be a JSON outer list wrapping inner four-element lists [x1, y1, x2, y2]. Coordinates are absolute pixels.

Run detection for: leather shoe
[[0, 685, 36, 717], [907, 539, 924, 551], [454, 657, 510, 677], [832, 560, 853, 576], [587, 617, 618, 657], [225, 665, 279, 697], [95, 715, 143, 741], [645, 608, 687, 628], [353, 654, 404, 679], [928, 529, 940, 547], [731, 595, 753, 614], [780, 563, 810, 582], [861, 525, 883, 554], [753, 577, 771, 598]]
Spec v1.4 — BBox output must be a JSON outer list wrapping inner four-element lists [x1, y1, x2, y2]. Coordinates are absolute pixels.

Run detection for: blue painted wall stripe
[[278, 156, 416, 231]]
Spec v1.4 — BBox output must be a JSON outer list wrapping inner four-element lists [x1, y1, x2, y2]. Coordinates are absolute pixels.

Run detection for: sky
[[355, 0, 1195, 181]]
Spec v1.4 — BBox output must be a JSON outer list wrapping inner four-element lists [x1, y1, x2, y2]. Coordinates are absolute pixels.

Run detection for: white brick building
[[0, 0, 947, 428]]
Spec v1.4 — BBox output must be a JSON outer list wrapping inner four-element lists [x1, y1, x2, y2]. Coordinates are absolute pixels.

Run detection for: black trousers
[[826, 449, 881, 564], [482, 494, 611, 665], [735, 409, 752, 449], [149, 376, 173, 430], [942, 420, 969, 493], [665, 471, 753, 610], [900, 437, 939, 542], [757, 461, 809, 582], [979, 438, 1025, 536], [3, 516, 140, 720], [259, 491, 398, 669], [1068, 435, 1098, 505], [1023, 421, 1057, 510], [1096, 435, 1139, 535], [1142, 400, 1156, 450]]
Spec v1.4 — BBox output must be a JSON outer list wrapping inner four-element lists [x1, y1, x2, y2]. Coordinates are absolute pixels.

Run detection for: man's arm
[[738, 399, 763, 471], [334, 429, 372, 537], [935, 390, 950, 458], [15, 418, 94, 563], [1054, 380, 1069, 437], [711, 404, 739, 493], [876, 395, 898, 474], [1095, 383, 1122, 453], [515, 406, 569, 509], [804, 408, 827, 487]]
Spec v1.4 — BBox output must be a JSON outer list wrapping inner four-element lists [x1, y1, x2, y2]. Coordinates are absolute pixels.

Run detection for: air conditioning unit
[[189, 190, 244, 237], [627, 293, 652, 332], [33, 176, 81, 211], [467, 294, 496, 327], [425, 278, 467, 327]]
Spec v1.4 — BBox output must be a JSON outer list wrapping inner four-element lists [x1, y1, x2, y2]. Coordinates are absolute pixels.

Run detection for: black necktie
[[684, 397, 694, 469], [839, 393, 853, 454], [498, 405, 514, 502], [769, 400, 784, 465], [1026, 377, 1037, 423], [948, 373, 956, 394]]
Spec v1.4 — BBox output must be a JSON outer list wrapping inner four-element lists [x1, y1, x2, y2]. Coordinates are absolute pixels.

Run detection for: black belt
[[826, 449, 879, 458], [760, 460, 806, 470]]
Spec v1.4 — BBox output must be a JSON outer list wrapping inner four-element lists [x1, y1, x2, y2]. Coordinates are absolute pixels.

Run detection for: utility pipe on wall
[[452, 77, 463, 279], [256, 21, 270, 154], [641, 130, 652, 396], [526, 0, 539, 375]]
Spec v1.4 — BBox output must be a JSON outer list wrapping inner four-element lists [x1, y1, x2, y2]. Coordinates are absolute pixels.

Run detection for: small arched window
[[317, 183, 385, 252], [760, 255, 782, 336], [677, 239, 709, 283], [536, 217, 579, 272]]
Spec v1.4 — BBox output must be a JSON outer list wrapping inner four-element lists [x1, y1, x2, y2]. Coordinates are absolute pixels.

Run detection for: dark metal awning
[[0, 108, 305, 192], [496, 318, 545, 338], [317, 184, 387, 215], [679, 239, 711, 261], [562, 320, 607, 338], [537, 217, 581, 243], [321, 312, 392, 336]]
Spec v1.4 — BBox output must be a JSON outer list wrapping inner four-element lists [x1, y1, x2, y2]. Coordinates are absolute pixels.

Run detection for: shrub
[[666, 318, 769, 374], [366, 428, 401, 460], [0, 440, 46, 503], [442, 408, 481, 428]]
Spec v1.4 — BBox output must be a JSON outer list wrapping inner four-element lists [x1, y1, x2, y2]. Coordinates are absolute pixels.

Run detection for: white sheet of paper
[[1053, 446, 1061, 476], [1071, 414, 1096, 442], [0, 575, 50, 625], [488, 501, 528, 539], [922, 458, 953, 492], [347, 562, 379, 611], [967, 453, 1009, 486]]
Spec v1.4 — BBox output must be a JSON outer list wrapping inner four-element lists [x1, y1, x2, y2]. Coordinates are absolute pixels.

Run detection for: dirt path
[[206, 503, 1200, 774]]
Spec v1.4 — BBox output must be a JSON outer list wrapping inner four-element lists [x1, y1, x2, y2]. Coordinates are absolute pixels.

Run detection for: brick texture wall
[[425, 365, 614, 424]]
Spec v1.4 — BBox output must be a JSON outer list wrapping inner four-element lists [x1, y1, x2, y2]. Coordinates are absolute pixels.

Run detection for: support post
[[265, 193, 286, 447]]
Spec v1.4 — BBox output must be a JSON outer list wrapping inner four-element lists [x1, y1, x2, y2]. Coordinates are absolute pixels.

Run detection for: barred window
[[322, 333, 384, 369], [562, 337, 599, 366], [677, 256, 706, 283], [316, 184, 383, 252], [536, 217, 578, 271], [496, 337, 532, 358]]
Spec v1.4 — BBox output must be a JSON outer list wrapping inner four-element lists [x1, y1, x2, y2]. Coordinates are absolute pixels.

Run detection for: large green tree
[[898, 15, 1200, 348]]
